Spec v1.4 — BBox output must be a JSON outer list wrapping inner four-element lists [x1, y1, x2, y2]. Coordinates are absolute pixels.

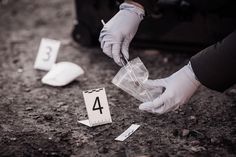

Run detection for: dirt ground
[[0, 0, 236, 157]]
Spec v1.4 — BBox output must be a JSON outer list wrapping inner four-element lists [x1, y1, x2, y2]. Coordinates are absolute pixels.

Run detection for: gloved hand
[[99, 2, 144, 66], [139, 63, 201, 114]]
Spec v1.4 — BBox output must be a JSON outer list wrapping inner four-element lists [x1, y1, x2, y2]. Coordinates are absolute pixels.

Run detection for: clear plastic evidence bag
[[112, 57, 163, 103]]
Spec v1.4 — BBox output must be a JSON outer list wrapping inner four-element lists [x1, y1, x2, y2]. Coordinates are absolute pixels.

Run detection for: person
[[99, 0, 236, 114]]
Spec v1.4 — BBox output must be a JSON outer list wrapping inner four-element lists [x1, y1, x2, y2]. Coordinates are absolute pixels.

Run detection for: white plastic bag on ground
[[112, 57, 163, 103], [42, 62, 84, 86]]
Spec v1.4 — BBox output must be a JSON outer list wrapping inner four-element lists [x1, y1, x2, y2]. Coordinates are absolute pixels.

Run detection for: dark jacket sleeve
[[131, 0, 235, 16], [190, 30, 236, 92], [132, 0, 158, 15]]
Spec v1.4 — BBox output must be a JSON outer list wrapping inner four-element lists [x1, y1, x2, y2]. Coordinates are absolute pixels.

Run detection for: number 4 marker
[[78, 88, 112, 127]]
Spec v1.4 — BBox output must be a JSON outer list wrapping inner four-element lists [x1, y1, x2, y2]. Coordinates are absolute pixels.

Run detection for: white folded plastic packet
[[112, 57, 163, 103], [42, 62, 84, 86]]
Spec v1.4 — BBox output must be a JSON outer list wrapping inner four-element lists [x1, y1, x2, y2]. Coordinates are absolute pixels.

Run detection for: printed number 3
[[43, 46, 52, 61], [93, 97, 103, 114]]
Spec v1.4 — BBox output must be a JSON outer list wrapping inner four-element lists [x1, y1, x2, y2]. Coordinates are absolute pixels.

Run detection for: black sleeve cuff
[[190, 30, 236, 92]]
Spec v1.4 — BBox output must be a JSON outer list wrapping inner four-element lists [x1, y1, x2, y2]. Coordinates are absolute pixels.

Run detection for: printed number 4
[[93, 97, 103, 114]]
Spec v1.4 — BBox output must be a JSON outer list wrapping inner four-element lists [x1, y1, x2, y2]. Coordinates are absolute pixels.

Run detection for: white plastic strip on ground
[[115, 124, 140, 141]]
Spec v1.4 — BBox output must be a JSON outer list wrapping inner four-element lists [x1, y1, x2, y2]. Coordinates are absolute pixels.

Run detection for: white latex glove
[[99, 2, 144, 66], [139, 63, 201, 114]]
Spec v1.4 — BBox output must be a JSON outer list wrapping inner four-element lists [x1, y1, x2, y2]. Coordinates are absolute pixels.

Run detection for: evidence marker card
[[78, 88, 112, 127], [34, 38, 60, 71]]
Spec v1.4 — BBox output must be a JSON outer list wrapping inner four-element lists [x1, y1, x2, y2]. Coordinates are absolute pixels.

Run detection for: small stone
[[38, 95, 48, 99], [109, 102, 116, 107], [98, 147, 108, 154], [190, 146, 206, 152], [146, 140, 153, 146], [190, 140, 200, 146], [190, 116, 196, 120], [57, 101, 66, 107], [38, 148, 43, 151], [44, 114, 53, 121], [182, 129, 190, 137], [10, 137, 17, 141], [74, 100, 79, 104], [189, 130, 205, 139], [189, 116, 197, 123], [12, 58, 19, 64], [56, 105, 69, 112], [24, 88, 31, 92], [17, 68, 23, 73], [32, 115, 40, 119], [51, 152, 57, 156], [25, 107, 33, 111], [210, 137, 219, 144], [180, 112, 185, 115]]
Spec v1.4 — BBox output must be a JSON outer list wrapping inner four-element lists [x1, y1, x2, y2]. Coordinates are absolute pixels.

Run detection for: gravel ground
[[0, 0, 236, 157]]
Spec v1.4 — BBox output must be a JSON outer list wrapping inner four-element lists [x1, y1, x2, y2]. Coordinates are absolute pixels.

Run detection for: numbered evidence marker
[[34, 38, 61, 71], [78, 88, 112, 127], [115, 124, 140, 141]]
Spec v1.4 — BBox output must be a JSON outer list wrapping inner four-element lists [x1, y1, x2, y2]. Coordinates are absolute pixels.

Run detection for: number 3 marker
[[34, 38, 60, 71]]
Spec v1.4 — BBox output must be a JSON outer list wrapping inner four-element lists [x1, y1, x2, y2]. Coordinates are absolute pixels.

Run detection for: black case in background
[[71, 0, 236, 52]]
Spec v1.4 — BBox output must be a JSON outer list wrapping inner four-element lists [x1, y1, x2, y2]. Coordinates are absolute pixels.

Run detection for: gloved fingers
[[99, 34, 103, 44], [139, 101, 156, 113], [99, 29, 107, 43], [100, 39, 105, 49], [100, 34, 112, 49], [151, 97, 168, 114], [99, 32, 108, 44], [143, 79, 166, 88], [139, 93, 168, 114], [102, 42, 112, 58], [148, 86, 165, 97], [152, 102, 175, 114], [112, 43, 122, 66], [151, 92, 179, 114], [98, 32, 103, 43], [121, 38, 131, 60]]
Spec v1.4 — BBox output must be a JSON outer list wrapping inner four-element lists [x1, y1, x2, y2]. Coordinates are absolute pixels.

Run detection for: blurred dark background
[[72, 0, 236, 52]]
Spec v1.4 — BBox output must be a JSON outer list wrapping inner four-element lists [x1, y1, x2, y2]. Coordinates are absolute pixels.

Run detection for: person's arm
[[132, 0, 156, 12], [125, 0, 144, 9], [190, 30, 236, 92], [119, 0, 235, 17], [116, 0, 156, 14], [99, 2, 145, 66], [139, 63, 201, 114], [139, 30, 236, 114]]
